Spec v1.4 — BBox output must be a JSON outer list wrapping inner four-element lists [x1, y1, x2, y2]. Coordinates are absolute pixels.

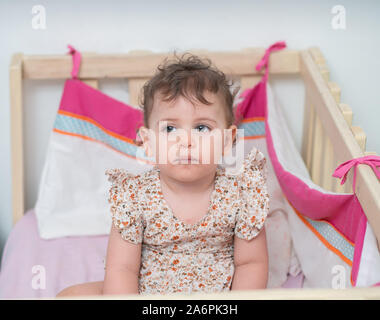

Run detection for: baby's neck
[[158, 169, 217, 196]]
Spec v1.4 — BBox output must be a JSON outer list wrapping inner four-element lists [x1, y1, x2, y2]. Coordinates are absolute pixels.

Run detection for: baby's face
[[139, 91, 236, 182]]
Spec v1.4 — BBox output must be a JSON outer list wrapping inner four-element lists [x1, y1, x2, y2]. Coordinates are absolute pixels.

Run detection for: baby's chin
[[158, 163, 216, 181]]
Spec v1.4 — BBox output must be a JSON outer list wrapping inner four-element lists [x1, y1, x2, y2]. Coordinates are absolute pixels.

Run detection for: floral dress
[[105, 147, 269, 295]]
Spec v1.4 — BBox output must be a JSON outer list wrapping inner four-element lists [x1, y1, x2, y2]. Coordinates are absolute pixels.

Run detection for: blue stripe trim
[[238, 120, 265, 137], [54, 114, 152, 161], [53, 115, 265, 159], [303, 215, 354, 263]]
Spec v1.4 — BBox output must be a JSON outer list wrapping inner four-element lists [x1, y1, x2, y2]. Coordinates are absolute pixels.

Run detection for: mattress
[[0, 209, 303, 298]]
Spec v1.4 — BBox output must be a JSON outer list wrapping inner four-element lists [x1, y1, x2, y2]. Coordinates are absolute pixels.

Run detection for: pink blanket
[[0, 210, 108, 298]]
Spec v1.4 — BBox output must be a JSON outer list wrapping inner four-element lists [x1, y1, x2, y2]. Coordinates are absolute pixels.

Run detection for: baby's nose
[[178, 129, 195, 148]]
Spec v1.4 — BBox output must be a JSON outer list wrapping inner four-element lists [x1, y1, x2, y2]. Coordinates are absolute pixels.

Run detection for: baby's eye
[[164, 125, 176, 133], [195, 124, 211, 133]]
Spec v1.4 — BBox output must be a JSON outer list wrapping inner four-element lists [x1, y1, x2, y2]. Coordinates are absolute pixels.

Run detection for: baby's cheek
[[156, 139, 181, 164], [200, 134, 224, 164]]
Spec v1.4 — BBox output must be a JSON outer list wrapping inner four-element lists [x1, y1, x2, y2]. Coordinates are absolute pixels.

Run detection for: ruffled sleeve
[[105, 168, 143, 244], [234, 147, 270, 241]]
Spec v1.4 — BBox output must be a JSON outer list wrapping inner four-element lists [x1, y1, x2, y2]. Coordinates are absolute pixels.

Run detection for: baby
[[56, 53, 269, 297]]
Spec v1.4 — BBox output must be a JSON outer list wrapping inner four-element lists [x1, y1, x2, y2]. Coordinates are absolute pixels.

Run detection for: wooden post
[[10, 53, 24, 224]]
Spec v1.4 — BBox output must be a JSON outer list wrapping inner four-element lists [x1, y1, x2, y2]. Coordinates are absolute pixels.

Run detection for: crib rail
[[9, 47, 380, 249], [55, 286, 380, 300], [22, 49, 299, 79]]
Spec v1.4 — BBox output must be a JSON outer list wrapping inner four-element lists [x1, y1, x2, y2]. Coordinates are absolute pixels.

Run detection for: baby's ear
[[223, 125, 237, 156], [138, 126, 154, 157]]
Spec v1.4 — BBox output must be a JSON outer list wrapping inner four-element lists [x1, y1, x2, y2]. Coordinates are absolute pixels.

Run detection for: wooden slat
[[322, 136, 334, 191], [319, 65, 330, 82], [128, 78, 149, 109], [22, 49, 300, 80], [309, 48, 330, 82], [308, 48, 337, 191], [333, 103, 353, 193], [300, 49, 380, 248], [307, 47, 333, 188], [339, 103, 353, 125], [326, 81, 348, 193], [328, 82, 341, 102], [240, 76, 262, 92], [126, 50, 152, 107], [301, 88, 315, 171], [311, 114, 324, 185], [82, 79, 99, 89], [10, 53, 24, 224], [309, 47, 326, 66], [351, 126, 366, 151]]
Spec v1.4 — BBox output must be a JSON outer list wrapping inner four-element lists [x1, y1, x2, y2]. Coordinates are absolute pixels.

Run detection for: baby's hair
[[133, 51, 240, 146]]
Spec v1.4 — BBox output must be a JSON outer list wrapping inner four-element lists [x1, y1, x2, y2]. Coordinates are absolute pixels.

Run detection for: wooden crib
[[9, 47, 380, 299]]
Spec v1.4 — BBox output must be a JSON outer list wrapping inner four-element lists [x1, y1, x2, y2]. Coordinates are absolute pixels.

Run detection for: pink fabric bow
[[255, 41, 287, 82], [67, 44, 81, 79], [332, 155, 380, 193]]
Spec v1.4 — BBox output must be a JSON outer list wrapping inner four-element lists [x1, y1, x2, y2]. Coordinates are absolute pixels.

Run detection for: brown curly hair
[[133, 51, 239, 146]]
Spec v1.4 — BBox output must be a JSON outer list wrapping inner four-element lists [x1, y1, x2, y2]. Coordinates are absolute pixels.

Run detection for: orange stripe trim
[[285, 196, 353, 267], [57, 110, 136, 145], [52, 128, 154, 165], [242, 135, 266, 140], [240, 117, 266, 123]]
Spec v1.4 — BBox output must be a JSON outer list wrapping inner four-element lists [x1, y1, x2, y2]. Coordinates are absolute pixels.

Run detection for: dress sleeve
[[234, 147, 270, 241], [105, 168, 143, 244]]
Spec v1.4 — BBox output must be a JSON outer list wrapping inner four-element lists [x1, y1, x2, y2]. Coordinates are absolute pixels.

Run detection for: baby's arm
[[103, 224, 142, 295], [231, 226, 268, 290]]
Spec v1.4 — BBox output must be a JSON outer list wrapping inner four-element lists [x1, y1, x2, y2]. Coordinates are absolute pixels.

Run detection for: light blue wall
[[1, 0, 379, 255]]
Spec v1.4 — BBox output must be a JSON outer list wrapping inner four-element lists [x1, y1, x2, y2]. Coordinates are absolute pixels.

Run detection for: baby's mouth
[[176, 156, 199, 164]]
